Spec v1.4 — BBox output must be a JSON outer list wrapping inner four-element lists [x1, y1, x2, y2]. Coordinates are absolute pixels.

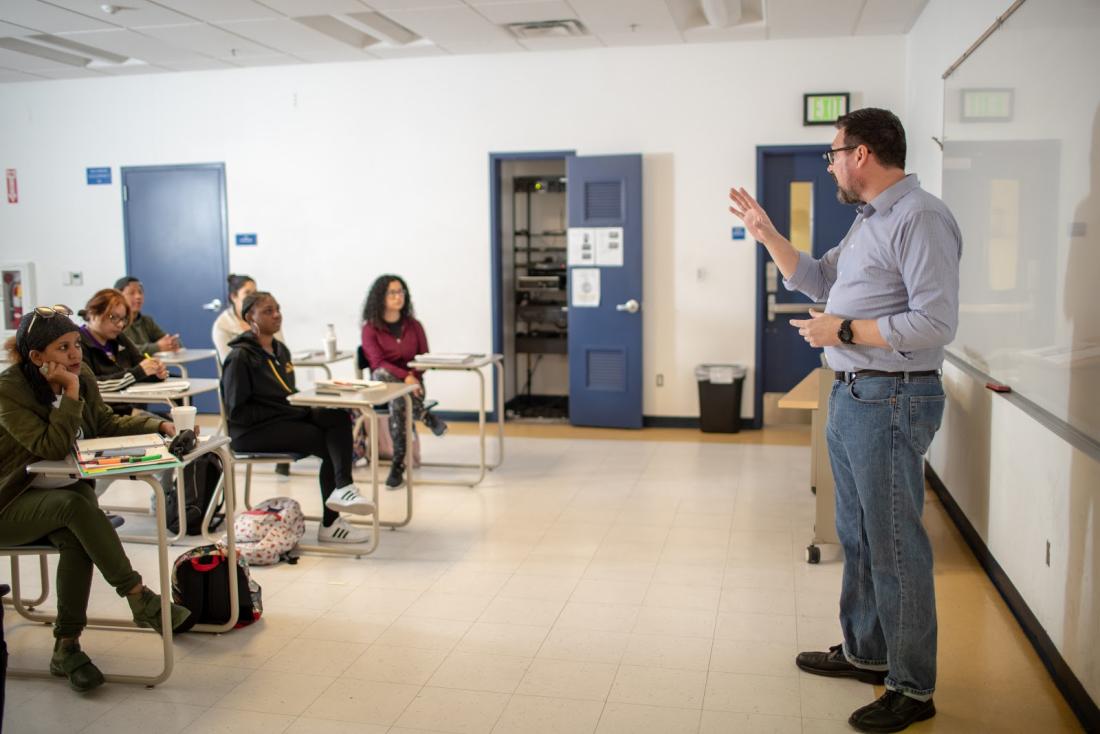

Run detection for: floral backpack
[[224, 496, 305, 566]]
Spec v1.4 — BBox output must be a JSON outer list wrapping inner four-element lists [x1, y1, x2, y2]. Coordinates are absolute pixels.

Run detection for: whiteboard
[[941, 0, 1100, 445]]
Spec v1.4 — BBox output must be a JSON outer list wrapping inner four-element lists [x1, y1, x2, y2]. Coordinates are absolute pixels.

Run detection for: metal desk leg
[[491, 358, 505, 469], [1, 553, 50, 610], [192, 444, 239, 633]]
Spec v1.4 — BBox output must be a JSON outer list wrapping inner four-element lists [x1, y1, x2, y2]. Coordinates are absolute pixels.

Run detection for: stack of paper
[[413, 353, 480, 365], [125, 380, 190, 394], [72, 434, 180, 478]]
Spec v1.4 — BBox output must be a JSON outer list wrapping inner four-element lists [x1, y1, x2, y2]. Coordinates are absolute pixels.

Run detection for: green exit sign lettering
[[803, 93, 850, 126], [960, 88, 1014, 122]]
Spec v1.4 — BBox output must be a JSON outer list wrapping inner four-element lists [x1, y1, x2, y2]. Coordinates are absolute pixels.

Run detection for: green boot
[[127, 587, 191, 634], [50, 639, 105, 693]]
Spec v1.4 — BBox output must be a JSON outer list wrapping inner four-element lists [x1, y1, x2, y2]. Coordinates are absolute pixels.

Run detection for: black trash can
[[695, 364, 747, 433]]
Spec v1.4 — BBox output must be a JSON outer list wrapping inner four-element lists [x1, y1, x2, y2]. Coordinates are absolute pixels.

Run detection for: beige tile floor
[[1, 423, 1084, 733]]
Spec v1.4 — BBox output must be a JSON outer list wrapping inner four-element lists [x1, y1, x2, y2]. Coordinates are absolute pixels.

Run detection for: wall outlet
[[65, 271, 83, 286], [656, 373, 664, 387]]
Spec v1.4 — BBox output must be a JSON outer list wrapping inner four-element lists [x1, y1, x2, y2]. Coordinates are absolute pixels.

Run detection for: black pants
[[232, 408, 354, 526]]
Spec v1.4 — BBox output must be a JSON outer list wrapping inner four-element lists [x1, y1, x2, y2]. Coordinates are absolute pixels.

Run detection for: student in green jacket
[[115, 276, 180, 355], [0, 306, 190, 693]]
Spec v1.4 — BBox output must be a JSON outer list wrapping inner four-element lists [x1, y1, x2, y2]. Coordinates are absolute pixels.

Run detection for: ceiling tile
[[384, 5, 513, 43], [23, 65, 105, 78], [368, 41, 446, 58], [766, 0, 865, 39], [366, 1, 465, 10], [0, 44, 87, 71], [681, 24, 767, 43], [158, 57, 236, 70], [220, 17, 371, 53], [136, 23, 277, 58], [594, 28, 684, 46], [0, 21, 40, 36], [471, 1, 575, 25], [55, 28, 206, 62], [295, 47, 376, 62], [434, 38, 522, 54], [94, 62, 169, 75], [855, 0, 929, 35], [256, 0, 372, 13], [0, 67, 46, 81], [225, 53, 298, 66], [0, 1, 119, 33], [566, 0, 678, 34], [149, 0, 282, 23], [42, 0, 192, 28], [517, 35, 602, 51]]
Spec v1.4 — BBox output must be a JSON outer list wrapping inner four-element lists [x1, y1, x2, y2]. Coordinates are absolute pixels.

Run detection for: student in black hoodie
[[220, 292, 373, 543]]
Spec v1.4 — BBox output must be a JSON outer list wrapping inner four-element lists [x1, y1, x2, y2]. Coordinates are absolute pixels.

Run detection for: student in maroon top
[[360, 274, 446, 488]]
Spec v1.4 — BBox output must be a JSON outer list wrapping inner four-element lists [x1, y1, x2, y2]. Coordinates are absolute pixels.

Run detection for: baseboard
[[643, 415, 700, 428], [924, 463, 1100, 731]]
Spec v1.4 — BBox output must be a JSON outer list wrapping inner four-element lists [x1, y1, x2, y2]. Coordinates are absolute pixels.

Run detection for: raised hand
[[728, 187, 781, 244]]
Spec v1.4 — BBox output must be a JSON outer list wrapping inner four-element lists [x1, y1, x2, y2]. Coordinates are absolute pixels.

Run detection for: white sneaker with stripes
[[324, 485, 375, 515], [317, 517, 371, 544]]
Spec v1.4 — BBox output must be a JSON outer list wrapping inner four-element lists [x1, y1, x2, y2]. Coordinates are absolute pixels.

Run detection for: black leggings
[[232, 408, 354, 526]]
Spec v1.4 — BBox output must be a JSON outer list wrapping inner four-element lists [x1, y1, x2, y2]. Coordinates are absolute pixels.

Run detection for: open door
[[566, 154, 643, 429]]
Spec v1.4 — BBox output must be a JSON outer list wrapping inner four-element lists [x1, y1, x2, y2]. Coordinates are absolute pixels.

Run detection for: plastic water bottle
[[323, 324, 337, 360]]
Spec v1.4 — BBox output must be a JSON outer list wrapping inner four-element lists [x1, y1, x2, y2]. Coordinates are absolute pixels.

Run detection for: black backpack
[[161, 451, 225, 536], [171, 544, 262, 632]]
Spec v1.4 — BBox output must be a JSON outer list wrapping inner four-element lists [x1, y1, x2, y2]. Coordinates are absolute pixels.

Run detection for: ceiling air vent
[[505, 19, 588, 40]]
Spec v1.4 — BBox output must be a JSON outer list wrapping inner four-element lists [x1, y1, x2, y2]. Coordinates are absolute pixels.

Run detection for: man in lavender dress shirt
[[730, 108, 962, 733]]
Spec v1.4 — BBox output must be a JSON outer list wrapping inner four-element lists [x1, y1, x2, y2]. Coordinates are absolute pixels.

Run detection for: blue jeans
[[826, 374, 945, 700]]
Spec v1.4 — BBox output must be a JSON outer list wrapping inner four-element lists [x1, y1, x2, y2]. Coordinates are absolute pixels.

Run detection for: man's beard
[[831, 174, 864, 205]]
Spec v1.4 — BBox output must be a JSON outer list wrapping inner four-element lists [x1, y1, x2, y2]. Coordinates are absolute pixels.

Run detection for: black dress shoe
[[386, 461, 405, 490], [795, 644, 887, 684], [849, 690, 935, 732]]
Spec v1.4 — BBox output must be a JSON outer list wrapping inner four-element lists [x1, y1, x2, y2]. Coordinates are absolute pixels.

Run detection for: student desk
[[294, 350, 354, 379], [11, 437, 241, 687], [282, 382, 417, 557], [154, 348, 218, 378], [101, 377, 226, 434], [408, 354, 505, 487], [778, 367, 839, 564]]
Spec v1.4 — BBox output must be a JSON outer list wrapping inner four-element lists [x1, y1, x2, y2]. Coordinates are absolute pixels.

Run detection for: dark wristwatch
[[838, 319, 854, 345]]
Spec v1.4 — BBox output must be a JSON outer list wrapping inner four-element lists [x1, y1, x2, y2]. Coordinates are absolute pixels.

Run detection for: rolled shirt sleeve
[[784, 248, 841, 303]]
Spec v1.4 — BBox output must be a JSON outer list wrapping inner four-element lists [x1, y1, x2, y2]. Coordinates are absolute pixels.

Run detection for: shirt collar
[[858, 173, 919, 218]]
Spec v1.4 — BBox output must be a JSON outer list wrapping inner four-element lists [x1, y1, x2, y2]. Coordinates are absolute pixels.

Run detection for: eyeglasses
[[386, 288, 406, 297], [26, 304, 72, 334], [106, 312, 128, 326], [823, 145, 859, 165]]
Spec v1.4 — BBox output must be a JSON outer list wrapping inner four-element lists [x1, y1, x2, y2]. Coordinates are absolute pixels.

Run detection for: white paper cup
[[170, 405, 197, 432]]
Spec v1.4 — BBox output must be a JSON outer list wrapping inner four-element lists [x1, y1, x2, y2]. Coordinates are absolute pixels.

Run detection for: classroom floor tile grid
[[2, 429, 1082, 733]]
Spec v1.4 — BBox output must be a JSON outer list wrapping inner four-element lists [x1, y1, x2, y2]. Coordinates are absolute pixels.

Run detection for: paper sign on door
[[571, 268, 600, 308], [568, 228, 596, 266], [595, 227, 623, 266]]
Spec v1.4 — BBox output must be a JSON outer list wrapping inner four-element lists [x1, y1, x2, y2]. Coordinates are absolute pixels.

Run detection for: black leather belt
[[834, 369, 940, 384]]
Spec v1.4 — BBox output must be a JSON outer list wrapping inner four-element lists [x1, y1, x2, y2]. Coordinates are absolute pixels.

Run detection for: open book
[[315, 378, 387, 394], [72, 433, 180, 477]]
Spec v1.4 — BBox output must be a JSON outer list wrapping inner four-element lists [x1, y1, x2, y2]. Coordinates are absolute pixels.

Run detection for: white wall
[[0, 37, 905, 415], [909, 0, 1100, 706]]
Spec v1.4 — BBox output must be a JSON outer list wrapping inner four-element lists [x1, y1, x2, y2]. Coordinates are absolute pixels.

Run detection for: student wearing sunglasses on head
[[114, 276, 181, 356], [78, 289, 167, 409], [220, 291, 374, 543], [0, 306, 191, 693]]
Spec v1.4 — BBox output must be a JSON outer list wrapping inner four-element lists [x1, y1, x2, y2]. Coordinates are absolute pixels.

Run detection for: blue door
[[754, 146, 855, 420], [566, 154, 643, 429], [121, 164, 228, 413]]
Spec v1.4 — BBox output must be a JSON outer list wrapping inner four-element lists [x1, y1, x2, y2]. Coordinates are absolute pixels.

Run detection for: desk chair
[[230, 452, 307, 510], [351, 346, 430, 466]]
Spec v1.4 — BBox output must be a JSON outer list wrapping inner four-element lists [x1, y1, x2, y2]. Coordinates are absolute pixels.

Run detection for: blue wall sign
[[235, 233, 258, 246], [731, 226, 746, 240], [86, 167, 112, 185]]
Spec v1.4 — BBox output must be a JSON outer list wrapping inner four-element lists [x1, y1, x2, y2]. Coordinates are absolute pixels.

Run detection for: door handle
[[616, 299, 641, 314], [202, 298, 223, 312], [767, 295, 827, 321]]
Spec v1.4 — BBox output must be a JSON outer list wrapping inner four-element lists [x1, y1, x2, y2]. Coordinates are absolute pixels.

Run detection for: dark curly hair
[[361, 275, 414, 327], [835, 107, 906, 170]]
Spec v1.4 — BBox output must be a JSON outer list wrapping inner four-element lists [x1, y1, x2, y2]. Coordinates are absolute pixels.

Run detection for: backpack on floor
[[351, 411, 421, 467], [171, 544, 261, 632], [224, 496, 305, 566], [162, 453, 225, 536]]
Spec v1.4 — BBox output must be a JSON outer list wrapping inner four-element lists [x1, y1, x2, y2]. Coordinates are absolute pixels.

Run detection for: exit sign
[[803, 93, 850, 126]]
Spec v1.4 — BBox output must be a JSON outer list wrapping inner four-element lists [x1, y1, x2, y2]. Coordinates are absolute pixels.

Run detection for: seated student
[[78, 288, 167, 397], [0, 307, 190, 693], [212, 274, 286, 363], [360, 274, 447, 490], [221, 291, 373, 543], [115, 276, 180, 355]]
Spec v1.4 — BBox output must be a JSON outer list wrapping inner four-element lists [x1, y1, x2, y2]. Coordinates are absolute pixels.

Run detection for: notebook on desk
[[314, 378, 387, 394], [72, 434, 180, 477]]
